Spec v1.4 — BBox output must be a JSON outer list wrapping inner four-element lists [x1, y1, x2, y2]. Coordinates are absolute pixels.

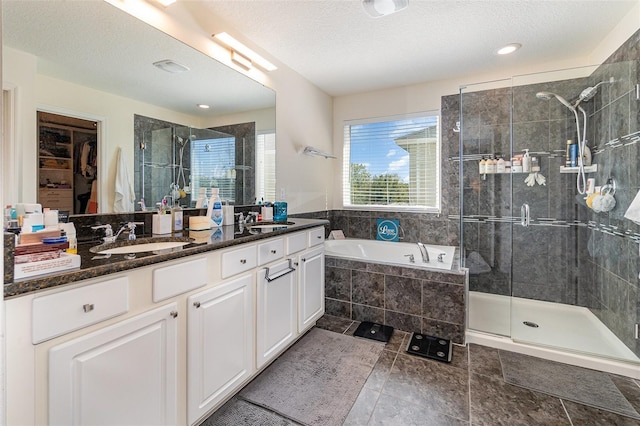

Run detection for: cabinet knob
[[82, 303, 94, 313], [270, 249, 277, 254], [301, 258, 306, 262], [170, 311, 178, 318], [240, 259, 247, 264], [193, 301, 201, 308]]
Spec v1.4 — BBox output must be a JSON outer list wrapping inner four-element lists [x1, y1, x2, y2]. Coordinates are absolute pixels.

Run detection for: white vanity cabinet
[[256, 258, 298, 369], [297, 245, 325, 333], [187, 274, 255, 425], [49, 303, 179, 426]]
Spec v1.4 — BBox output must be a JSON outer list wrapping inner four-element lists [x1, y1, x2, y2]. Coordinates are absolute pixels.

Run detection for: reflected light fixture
[[152, 59, 190, 73], [212, 32, 278, 71], [497, 43, 522, 55], [155, 0, 177, 6], [231, 51, 252, 71], [197, 104, 210, 109], [362, 0, 409, 18]]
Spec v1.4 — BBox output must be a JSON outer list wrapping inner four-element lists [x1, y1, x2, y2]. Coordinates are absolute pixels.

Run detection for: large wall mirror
[[2, 0, 276, 214]]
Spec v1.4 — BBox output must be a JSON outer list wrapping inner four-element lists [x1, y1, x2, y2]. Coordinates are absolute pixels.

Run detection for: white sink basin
[[95, 241, 190, 254], [249, 224, 289, 230]]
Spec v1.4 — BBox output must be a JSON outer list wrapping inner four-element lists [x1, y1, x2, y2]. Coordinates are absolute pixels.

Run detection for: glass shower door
[[460, 79, 514, 338]]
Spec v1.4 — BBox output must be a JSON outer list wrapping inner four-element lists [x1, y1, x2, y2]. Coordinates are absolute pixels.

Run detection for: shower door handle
[[521, 203, 530, 227]]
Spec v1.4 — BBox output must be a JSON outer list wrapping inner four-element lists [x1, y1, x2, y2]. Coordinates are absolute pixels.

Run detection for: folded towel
[[624, 190, 640, 224], [114, 147, 135, 212]]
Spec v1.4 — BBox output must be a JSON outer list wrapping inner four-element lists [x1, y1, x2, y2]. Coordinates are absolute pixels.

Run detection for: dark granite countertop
[[4, 218, 329, 299]]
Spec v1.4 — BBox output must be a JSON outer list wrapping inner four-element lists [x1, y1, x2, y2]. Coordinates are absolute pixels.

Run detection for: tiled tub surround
[[325, 255, 467, 344]]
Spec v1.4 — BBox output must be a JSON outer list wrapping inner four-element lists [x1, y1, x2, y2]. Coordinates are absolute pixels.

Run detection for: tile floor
[[205, 315, 640, 425]]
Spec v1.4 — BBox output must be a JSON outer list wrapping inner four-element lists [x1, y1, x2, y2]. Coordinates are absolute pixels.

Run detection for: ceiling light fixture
[[197, 104, 210, 109], [155, 0, 176, 7], [497, 43, 522, 55], [152, 59, 190, 74], [212, 32, 277, 72], [362, 0, 408, 18]]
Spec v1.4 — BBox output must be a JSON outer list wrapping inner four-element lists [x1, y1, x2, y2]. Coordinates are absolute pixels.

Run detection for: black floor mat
[[406, 333, 452, 363], [353, 321, 394, 343]]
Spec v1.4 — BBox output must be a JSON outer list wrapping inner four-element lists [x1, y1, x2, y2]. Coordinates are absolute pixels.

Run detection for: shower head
[[536, 91, 575, 111], [577, 78, 614, 103]]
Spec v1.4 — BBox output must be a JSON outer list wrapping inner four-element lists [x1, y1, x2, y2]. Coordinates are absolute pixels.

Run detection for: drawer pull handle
[[82, 304, 94, 313], [317, 235, 322, 239], [170, 311, 178, 318], [270, 249, 277, 254], [240, 259, 247, 264], [265, 259, 296, 282], [193, 302, 201, 308]]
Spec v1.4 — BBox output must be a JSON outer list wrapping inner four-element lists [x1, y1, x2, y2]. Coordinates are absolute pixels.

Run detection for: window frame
[[342, 111, 441, 213]]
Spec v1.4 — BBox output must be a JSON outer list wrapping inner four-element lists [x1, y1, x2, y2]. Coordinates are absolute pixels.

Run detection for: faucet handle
[[437, 253, 446, 262], [91, 224, 113, 237]]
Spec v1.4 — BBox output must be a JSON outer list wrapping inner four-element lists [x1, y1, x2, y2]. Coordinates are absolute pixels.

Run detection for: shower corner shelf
[[560, 164, 598, 174]]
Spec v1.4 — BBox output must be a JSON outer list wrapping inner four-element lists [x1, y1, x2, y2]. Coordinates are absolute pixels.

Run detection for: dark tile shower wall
[[577, 29, 640, 355], [325, 256, 467, 344]]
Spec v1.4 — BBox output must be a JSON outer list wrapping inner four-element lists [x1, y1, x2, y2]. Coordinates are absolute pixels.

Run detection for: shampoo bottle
[[208, 188, 223, 227], [479, 157, 486, 174], [583, 145, 592, 166], [522, 149, 531, 173]]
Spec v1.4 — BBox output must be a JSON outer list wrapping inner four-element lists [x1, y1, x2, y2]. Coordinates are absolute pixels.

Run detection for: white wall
[[331, 3, 640, 211], [4, 47, 204, 213], [206, 107, 276, 133]]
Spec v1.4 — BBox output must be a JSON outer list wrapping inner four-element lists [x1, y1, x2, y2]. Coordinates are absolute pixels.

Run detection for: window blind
[[191, 136, 236, 202], [256, 131, 276, 202], [342, 113, 440, 211]]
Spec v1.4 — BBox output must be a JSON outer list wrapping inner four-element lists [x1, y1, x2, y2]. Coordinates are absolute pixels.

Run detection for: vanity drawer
[[286, 232, 307, 255], [258, 238, 284, 266], [153, 256, 207, 302], [308, 227, 325, 247], [222, 244, 257, 279], [32, 276, 129, 344]]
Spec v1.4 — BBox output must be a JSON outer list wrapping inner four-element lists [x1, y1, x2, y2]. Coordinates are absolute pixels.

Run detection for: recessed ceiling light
[[153, 59, 190, 73], [197, 104, 210, 109], [497, 43, 522, 55]]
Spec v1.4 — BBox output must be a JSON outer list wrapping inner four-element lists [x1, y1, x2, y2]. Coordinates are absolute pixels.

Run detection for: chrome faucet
[[417, 242, 429, 262], [92, 222, 143, 243]]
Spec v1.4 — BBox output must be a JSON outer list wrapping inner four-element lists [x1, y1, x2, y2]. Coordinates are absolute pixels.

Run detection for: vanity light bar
[[231, 51, 252, 71], [213, 32, 278, 72], [155, 0, 177, 6]]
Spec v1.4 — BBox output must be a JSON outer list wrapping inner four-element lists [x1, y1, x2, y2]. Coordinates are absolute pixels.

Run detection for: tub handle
[[404, 254, 415, 263]]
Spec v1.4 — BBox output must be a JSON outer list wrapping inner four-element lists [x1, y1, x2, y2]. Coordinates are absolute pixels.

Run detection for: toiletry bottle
[[522, 149, 531, 173], [531, 156, 540, 172], [65, 222, 77, 254], [565, 140, 573, 167], [569, 143, 579, 167], [209, 188, 223, 227], [496, 156, 506, 173], [485, 157, 494, 174], [479, 157, 486, 174], [171, 201, 183, 232]]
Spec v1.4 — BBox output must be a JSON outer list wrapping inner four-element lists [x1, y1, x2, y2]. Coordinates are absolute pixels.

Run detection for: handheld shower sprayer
[[575, 77, 614, 106], [535, 91, 575, 111]]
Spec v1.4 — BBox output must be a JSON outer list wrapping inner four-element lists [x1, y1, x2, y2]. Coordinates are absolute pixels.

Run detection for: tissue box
[[152, 215, 172, 235]]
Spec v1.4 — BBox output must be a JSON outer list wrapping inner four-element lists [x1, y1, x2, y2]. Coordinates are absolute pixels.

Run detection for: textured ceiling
[[199, 0, 638, 96], [2, 0, 275, 117]]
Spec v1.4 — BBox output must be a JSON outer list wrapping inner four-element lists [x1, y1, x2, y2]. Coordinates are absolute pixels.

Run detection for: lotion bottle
[[479, 157, 486, 174], [171, 201, 183, 232]]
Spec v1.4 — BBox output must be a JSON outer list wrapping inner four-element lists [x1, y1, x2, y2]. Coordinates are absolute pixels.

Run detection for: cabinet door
[[187, 275, 255, 425], [49, 303, 178, 426], [298, 246, 325, 333], [256, 259, 297, 369]]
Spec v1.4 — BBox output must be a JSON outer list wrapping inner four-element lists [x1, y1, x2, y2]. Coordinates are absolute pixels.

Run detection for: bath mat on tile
[[239, 327, 384, 426], [500, 350, 640, 419], [201, 397, 296, 426]]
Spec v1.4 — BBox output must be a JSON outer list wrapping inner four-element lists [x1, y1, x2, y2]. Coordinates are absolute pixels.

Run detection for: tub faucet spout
[[417, 242, 429, 262]]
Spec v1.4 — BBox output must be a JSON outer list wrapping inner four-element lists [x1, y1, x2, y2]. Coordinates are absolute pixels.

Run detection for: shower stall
[[457, 61, 640, 375]]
